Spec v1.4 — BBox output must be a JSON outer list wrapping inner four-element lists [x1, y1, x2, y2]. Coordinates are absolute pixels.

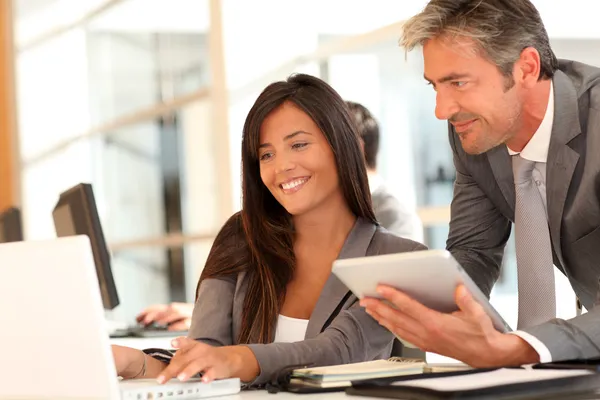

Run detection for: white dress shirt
[[506, 82, 554, 363], [273, 314, 309, 343]]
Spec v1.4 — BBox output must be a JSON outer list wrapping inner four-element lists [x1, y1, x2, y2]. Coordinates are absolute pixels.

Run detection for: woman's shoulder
[[369, 224, 428, 256], [197, 272, 244, 298], [202, 273, 240, 285]]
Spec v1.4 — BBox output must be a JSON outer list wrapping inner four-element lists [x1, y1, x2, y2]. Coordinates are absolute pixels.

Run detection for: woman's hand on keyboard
[[157, 337, 260, 384]]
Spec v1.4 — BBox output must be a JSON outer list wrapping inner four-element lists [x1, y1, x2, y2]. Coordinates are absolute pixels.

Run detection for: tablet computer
[[332, 249, 511, 347]]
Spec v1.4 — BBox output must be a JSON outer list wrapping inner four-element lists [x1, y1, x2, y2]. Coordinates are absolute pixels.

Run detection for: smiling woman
[[257, 103, 349, 217], [111, 73, 426, 387]]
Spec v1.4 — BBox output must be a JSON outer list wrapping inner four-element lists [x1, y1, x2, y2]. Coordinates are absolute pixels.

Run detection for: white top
[[273, 314, 309, 343], [505, 82, 555, 363]]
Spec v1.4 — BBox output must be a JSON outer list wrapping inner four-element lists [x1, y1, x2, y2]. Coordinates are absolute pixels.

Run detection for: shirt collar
[[506, 81, 554, 163]]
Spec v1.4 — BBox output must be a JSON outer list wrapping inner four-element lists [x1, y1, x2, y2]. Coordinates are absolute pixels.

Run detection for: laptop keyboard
[[119, 378, 240, 400]]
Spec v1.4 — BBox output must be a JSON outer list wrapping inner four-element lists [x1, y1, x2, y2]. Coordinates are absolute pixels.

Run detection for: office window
[[14, 0, 216, 317], [13, 0, 597, 326]]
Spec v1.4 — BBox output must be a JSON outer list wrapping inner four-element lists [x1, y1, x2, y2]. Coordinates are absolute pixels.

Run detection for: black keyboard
[[109, 323, 188, 338]]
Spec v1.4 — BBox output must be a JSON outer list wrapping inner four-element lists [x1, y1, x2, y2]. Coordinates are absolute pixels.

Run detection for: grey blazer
[[447, 59, 600, 360], [188, 218, 425, 385]]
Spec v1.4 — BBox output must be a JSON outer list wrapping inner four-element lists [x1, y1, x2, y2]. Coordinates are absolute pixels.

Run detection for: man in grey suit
[[363, 0, 600, 367], [346, 101, 423, 242]]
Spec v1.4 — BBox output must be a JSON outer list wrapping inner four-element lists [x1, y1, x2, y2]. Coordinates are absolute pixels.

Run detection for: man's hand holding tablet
[[332, 250, 540, 367]]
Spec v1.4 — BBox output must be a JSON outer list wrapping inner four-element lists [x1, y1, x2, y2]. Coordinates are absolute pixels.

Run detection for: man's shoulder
[[558, 59, 600, 108], [369, 225, 427, 256]]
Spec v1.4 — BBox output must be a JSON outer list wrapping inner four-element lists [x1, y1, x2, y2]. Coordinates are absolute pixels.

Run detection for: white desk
[[109, 336, 458, 399], [110, 336, 174, 350], [219, 392, 380, 399]]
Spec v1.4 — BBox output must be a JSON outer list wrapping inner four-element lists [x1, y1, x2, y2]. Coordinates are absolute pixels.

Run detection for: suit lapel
[[487, 145, 515, 215], [546, 71, 582, 267], [304, 218, 376, 338]]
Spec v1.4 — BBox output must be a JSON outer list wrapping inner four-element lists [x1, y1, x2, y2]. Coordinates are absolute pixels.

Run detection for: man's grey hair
[[400, 0, 558, 80]]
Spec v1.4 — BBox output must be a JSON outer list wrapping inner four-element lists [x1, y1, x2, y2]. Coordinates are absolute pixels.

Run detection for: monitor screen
[[53, 204, 76, 237], [0, 207, 23, 243], [52, 184, 120, 310]]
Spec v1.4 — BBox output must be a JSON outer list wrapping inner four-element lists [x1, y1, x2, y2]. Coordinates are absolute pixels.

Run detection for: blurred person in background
[[346, 101, 423, 242], [136, 302, 192, 331]]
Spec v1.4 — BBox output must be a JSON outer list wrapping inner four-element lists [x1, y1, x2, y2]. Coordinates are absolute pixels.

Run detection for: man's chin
[[462, 145, 487, 155], [457, 132, 476, 154], [458, 132, 499, 155]]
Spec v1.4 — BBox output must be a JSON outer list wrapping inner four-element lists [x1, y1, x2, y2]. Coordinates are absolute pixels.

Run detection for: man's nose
[[435, 90, 460, 120]]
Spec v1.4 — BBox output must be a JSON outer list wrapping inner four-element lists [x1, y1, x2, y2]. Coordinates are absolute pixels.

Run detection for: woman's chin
[[282, 203, 309, 217]]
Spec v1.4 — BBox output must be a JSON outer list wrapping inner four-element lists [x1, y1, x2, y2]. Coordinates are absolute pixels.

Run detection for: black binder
[[346, 367, 600, 400]]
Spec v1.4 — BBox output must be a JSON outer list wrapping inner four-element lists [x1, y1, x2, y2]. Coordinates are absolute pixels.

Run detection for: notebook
[[289, 357, 426, 389], [395, 368, 593, 391], [424, 363, 473, 373]]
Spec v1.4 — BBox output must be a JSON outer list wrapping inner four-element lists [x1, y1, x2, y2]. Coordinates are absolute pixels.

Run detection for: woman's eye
[[260, 152, 273, 161], [292, 142, 308, 150]]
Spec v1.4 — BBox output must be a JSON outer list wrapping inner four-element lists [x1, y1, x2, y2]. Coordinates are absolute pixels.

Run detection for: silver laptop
[[0, 236, 240, 399]]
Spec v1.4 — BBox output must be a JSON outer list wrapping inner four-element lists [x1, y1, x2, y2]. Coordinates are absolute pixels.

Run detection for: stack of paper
[[290, 358, 426, 389]]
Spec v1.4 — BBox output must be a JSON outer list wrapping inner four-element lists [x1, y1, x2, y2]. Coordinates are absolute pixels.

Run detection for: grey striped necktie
[[512, 155, 556, 329]]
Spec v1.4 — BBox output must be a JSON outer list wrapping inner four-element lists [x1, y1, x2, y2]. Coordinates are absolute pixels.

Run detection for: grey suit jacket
[[447, 59, 600, 360], [188, 218, 425, 385]]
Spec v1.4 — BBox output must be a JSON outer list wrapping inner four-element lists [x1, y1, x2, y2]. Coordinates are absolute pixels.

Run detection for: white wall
[[551, 39, 600, 66], [17, 28, 93, 240], [221, 0, 321, 211]]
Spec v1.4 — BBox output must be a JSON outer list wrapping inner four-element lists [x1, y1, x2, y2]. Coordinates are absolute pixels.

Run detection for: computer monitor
[[0, 207, 23, 243], [52, 183, 120, 310]]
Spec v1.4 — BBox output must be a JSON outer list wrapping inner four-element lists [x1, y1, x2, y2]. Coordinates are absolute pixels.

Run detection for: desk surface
[[110, 336, 174, 350], [109, 336, 457, 399], [219, 391, 380, 399], [220, 386, 600, 400]]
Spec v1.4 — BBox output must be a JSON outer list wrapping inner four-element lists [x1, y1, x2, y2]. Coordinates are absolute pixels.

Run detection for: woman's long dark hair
[[198, 74, 376, 344]]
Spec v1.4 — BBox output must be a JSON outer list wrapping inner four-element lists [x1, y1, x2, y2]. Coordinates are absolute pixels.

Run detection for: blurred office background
[[1, 0, 599, 327]]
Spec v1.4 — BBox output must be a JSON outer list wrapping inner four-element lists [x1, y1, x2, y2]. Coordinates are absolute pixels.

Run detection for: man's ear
[[516, 47, 542, 89]]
